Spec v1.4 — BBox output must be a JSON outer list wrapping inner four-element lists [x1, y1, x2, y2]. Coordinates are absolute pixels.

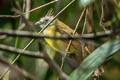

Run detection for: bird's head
[[35, 16, 56, 28]]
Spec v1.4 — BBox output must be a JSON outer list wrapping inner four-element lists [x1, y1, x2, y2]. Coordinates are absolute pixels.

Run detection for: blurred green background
[[0, 0, 120, 80]]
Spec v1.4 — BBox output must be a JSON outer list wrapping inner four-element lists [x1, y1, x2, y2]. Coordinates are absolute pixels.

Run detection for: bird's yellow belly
[[43, 26, 77, 54]]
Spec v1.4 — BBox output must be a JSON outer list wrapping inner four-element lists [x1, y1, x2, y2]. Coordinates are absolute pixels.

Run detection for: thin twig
[[24, 0, 31, 19], [12, 8, 35, 31], [60, 8, 86, 72], [0, 0, 58, 18], [81, 7, 88, 58], [17, 0, 31, 30]]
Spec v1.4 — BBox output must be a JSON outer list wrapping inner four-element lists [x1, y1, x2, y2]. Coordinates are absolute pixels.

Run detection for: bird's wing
[[56, 19, 83, 55]]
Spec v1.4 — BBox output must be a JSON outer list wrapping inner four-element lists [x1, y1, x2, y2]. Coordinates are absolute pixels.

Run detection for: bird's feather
[[56, 19, 82, 54]]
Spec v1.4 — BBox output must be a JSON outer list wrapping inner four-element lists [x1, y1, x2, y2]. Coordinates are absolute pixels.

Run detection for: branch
[[0, 57, 35, 80], [0, 29, 119, 40], [0, 44, 44, 58], [0, 43, 80, 68]]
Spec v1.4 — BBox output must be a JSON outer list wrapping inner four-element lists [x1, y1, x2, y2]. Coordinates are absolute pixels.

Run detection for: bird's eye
[[45, 19, 49, 22]]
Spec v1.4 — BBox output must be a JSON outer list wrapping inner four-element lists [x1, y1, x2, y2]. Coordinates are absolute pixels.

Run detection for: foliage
[[0, 0, 120, 80]]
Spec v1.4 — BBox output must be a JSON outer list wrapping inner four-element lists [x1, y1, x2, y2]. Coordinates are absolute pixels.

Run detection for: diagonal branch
[[0, 57, 35, 80], [37, 41, 70, 80]]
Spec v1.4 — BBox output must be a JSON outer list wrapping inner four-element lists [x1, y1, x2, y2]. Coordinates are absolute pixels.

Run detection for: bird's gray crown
[[35, 16, 55, 28]]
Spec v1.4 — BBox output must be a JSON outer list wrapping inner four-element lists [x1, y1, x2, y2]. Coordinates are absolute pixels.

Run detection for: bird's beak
[[35, 21, 43, 25]]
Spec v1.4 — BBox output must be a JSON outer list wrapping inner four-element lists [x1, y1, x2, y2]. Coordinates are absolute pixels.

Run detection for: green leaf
[[70, 39, 120, 80]]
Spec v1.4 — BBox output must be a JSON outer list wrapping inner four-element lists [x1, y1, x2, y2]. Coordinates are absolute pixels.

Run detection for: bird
[[35, 13, 83, 63]]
